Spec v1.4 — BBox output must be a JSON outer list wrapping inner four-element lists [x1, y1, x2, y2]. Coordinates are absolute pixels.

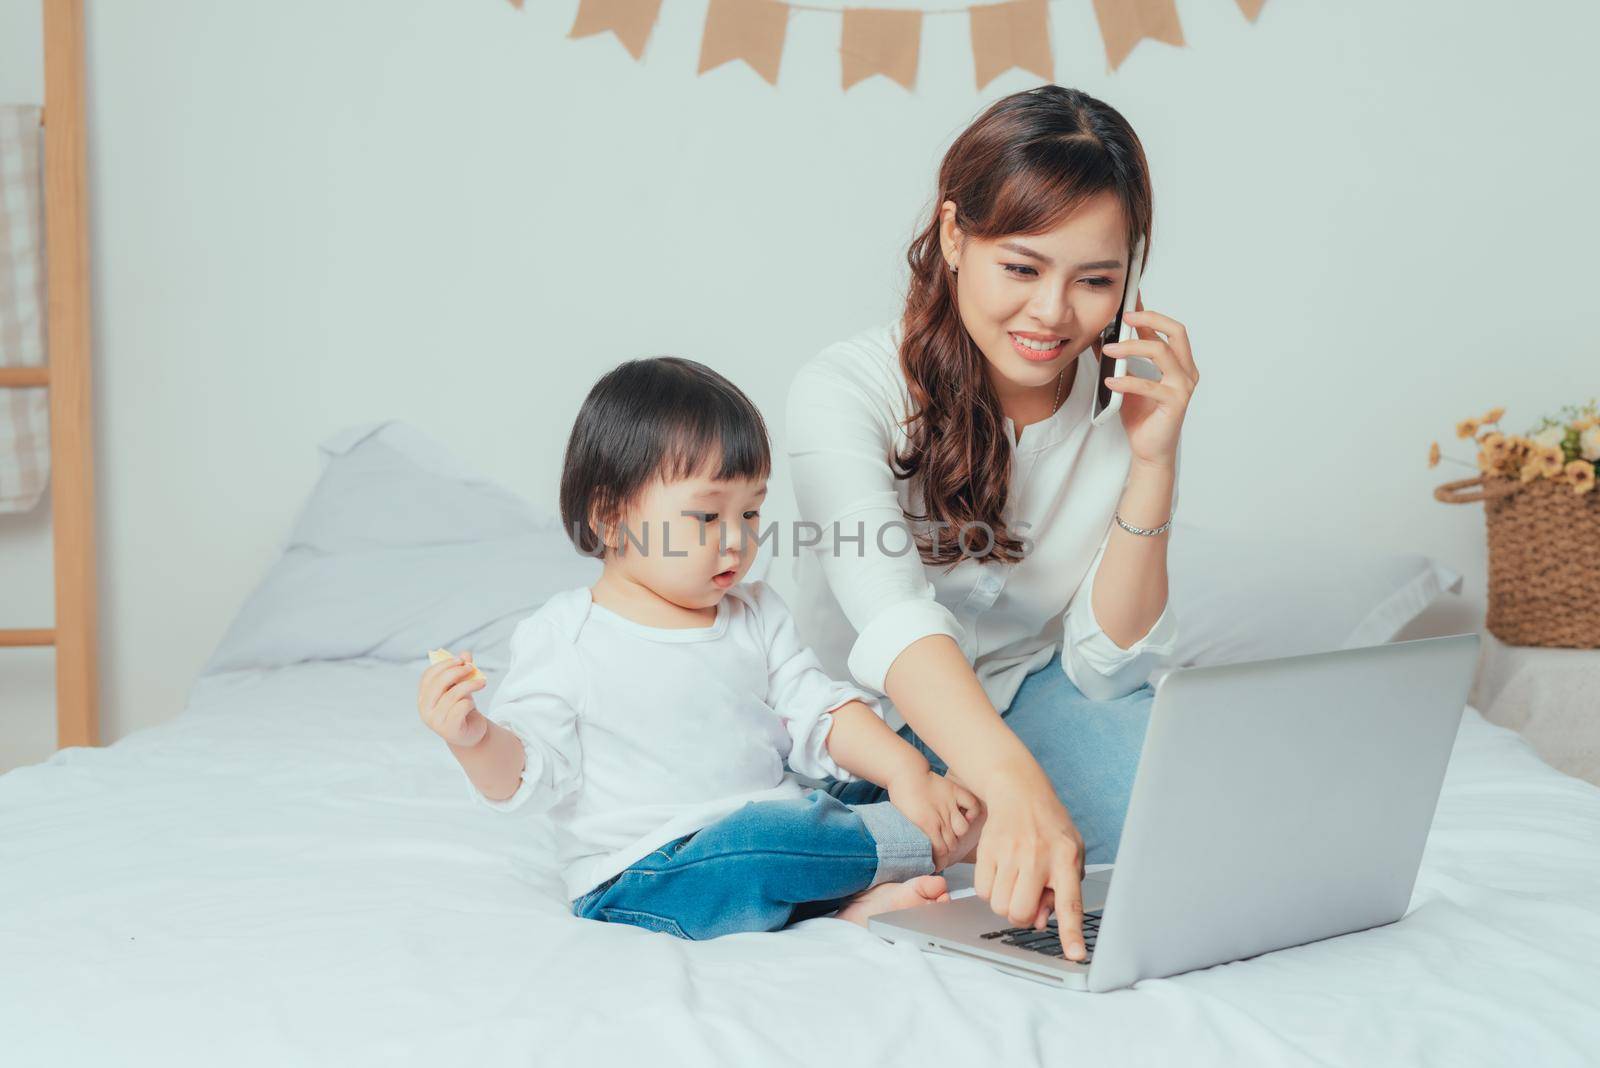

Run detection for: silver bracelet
[[1114, 509, 1172, 537]]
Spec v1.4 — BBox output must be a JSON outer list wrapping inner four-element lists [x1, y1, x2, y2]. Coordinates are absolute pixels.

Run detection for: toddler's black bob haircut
[[560, 356, 772, 557]]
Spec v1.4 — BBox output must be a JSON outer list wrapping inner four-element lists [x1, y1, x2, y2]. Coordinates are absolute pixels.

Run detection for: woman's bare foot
[[836, 875, 950, 927]]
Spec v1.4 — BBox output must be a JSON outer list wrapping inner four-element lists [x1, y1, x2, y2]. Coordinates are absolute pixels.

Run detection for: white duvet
[[3, 658, 1599, 1067]]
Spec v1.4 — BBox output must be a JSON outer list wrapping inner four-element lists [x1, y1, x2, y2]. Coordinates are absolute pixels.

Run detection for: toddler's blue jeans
[[571, 790, 933, 940]]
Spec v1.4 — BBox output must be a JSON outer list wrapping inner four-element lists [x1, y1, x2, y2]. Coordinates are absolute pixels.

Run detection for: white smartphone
[[1090, 234, 1147, 428]]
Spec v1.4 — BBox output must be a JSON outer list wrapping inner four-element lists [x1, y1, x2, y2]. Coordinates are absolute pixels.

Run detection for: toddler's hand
[[887, 769, 983, 871], [418, 651, 489, 748]]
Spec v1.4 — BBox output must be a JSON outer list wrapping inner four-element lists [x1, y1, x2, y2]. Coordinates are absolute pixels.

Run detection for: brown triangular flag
[[698, 0, 791, 86], [569, 0, 663, 61], [1235, 0, 1268, 21], [1090, 0, 1184, 71], [840, 8, 922, 92], [969, 0, 1053, 90]]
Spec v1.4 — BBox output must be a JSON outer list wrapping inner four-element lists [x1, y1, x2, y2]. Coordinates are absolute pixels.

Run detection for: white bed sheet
[[3, 658, 1599, 1067]]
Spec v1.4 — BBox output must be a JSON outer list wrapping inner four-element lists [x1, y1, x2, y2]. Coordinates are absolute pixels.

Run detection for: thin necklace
[[1012, 368, 1067, 438]]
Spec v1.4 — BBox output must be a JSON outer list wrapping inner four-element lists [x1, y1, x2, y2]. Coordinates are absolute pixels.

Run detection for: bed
[[4, 421, 1599, 1067]]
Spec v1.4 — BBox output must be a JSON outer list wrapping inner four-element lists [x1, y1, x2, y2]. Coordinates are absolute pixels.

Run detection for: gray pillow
[[201, 421, 599, 676], [203, 420, 1461, 684], [1161, 521, 1463, 675]]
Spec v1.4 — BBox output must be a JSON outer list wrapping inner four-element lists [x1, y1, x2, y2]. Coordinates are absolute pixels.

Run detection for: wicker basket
[[1434, 474, 1600, 648]]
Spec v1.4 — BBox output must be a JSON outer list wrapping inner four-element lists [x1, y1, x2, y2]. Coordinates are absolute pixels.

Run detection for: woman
[[784, 85, 1199, 962]]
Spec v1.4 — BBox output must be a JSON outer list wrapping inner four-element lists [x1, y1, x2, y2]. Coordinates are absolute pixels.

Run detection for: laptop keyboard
[[980, 910, 1103, 961]]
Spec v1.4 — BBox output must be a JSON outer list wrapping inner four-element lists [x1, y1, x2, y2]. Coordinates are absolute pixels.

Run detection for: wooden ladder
[[0, 0, 99, 750]]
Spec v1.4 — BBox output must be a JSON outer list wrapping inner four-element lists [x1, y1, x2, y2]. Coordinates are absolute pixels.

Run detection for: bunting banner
[[841, 8, 923, 91], [568, 0, 664, 59], [516, 0, 1267, 91], [700, 0, 791, 84], [1090, 0, 1184, 72], [970, 0, 1053, 89]]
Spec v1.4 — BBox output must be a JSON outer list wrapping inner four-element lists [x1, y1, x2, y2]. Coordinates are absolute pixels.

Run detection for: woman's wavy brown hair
[[895, 85, 1154, 569]]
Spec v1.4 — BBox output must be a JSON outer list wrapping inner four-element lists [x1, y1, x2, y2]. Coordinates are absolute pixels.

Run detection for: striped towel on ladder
[[0, 104, 48, 514]]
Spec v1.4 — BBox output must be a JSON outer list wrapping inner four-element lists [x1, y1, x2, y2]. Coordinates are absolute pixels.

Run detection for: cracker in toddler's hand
[[429, 647, 486, 683]]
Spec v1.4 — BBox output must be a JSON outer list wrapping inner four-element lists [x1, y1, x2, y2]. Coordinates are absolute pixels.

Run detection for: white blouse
[[464, 581, 883, 900], [784, 317, 1181, 731]]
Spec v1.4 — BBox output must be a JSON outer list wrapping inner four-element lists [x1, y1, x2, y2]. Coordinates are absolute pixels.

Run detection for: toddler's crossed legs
[[571, 790, 970, 939]]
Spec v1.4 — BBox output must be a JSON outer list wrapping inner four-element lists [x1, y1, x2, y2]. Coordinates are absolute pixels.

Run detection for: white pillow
[[282, 421, 547, 551], [204, 420, 1457, 680], [202, 420, 771, 675], [202, 534, 596, 676], [1163, 520, 1463, 672], [202, 422, 600, 675]]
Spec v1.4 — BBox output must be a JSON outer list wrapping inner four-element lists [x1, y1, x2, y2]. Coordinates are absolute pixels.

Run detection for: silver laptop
[[869, 633, 1481, 992]]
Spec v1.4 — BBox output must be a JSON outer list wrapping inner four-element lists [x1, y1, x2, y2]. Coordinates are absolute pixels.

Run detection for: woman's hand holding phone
[[1090, 235, 1146, 428], [1101, 291, 1200, 470]]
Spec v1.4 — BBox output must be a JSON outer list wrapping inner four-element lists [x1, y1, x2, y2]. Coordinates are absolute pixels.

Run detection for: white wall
[[2, 0, 1595, 770]]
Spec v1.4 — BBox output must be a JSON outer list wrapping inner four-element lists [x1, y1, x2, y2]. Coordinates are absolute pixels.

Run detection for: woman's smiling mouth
[[1009, 332, 1068, 362]]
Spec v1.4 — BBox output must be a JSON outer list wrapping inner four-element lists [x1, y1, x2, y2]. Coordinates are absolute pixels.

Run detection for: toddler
[[416, 356, 982, 939]]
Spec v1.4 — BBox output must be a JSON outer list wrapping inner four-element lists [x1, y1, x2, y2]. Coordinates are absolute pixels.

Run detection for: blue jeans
[[826, 648, 1154, 867], [571, 790, 934, 940]]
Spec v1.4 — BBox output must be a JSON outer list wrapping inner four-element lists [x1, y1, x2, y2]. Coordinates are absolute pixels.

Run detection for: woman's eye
[[695, 512, 718, 523], [742, 510, 761, 521], [1002, 265, 1111, 288]]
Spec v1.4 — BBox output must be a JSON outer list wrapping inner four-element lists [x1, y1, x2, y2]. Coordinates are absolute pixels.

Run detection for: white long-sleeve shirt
[[785, 317, 1180, 731], [463, 580, 884, 900]]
